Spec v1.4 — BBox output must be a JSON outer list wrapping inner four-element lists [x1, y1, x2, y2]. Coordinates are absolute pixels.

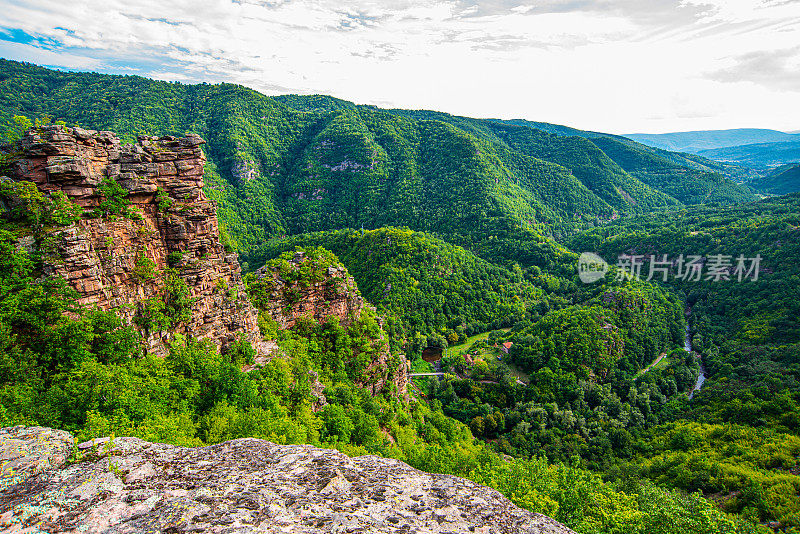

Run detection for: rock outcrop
[[0, 426, 575, 534], [4, 126, 263, 358], [252, 249, 409, 398], [253, 249, 366, 330]]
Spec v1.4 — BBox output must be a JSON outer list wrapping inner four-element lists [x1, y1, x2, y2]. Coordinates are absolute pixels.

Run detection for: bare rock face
[[0, 426, 575, 534], [5, 126, 264, 358]]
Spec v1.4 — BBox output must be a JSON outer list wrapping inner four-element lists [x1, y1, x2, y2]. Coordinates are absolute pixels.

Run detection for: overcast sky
[[1, 0, 798, 133]]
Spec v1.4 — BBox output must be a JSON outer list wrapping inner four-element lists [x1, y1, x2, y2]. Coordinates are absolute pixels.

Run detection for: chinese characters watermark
[[578, 253, 762, 284]]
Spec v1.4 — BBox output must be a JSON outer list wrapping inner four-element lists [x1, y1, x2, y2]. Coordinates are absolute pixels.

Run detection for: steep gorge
[[1, 125, 409, 400]]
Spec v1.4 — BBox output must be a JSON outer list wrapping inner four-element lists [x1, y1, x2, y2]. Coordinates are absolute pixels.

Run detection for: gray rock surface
[[0, 426, 575, 534]]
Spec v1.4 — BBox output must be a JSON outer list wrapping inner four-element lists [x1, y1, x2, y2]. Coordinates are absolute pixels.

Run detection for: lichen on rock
[[0, 426, 575, 534]]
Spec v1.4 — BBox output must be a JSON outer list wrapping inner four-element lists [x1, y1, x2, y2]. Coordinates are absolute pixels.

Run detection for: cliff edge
[[0, 426, 575, 534]]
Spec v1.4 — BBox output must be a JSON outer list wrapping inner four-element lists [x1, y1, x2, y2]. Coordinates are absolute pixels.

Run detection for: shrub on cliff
[[93, 177, 139, 220], [0, 180, 82, 233]]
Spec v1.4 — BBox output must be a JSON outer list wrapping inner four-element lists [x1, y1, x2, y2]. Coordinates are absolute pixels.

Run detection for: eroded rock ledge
[[0, 426, 574, 534], [251, 249, 409, 398]]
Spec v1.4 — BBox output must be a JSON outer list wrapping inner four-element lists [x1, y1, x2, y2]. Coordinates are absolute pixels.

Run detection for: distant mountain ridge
[[697, 140, 800, 169], [0, 58, 754, 255], [626, 128, 799, 153]]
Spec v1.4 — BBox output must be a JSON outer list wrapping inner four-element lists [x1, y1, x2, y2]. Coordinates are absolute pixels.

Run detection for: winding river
[[686, 325, 706, 400]]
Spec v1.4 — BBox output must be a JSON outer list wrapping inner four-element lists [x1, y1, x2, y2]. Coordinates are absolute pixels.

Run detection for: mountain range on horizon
[[624, 128, 800, 153], [624, 129, 800, 174], [625, 129, 800, 173]]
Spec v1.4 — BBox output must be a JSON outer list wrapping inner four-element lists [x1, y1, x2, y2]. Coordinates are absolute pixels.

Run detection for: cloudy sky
[[0, 0, 798, 133]]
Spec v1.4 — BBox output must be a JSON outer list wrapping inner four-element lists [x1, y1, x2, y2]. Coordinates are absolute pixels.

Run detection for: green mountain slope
[[483, 121, 680, 211], [382, 109, 749, 210], [0, 59, 755, 256], [490, 118, 760, 182], [590, 136, 756, 204], [751, 163, 800, 195], [382, 110, 754, 207]]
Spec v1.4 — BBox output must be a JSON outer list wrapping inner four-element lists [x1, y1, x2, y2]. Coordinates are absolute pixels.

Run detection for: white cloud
[[0, 0, 798, 132], [0, 39, 102, 69]]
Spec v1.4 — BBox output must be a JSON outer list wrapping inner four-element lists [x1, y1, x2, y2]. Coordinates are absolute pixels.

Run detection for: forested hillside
[[1, 57, 796, 533], [0, 59, 754, 254], [753, 164, 800, 195], [568, 195, 800, 528], [589, 137, 756, 204]]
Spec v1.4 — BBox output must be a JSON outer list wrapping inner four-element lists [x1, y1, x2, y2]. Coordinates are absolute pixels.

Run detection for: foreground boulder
[[0, 426, 574, 533]]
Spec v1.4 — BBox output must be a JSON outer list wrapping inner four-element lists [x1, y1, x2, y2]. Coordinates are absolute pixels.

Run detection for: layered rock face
[[0, 426, 575, 534], [6, 126, 263, 357]]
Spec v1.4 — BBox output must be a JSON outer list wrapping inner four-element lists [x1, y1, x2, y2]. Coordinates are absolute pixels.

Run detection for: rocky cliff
[[3, 125, 264, 358], [0, 426, 575, 534]]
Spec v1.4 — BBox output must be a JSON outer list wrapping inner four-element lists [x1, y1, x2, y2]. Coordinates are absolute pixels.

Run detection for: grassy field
[[653, 353, 672, 371], [635, 350, 679, 378], [410, 357, 433, 374], [445, 328, 512, 358], [504, 361, 530, 384], [446, 332, 492, 358]]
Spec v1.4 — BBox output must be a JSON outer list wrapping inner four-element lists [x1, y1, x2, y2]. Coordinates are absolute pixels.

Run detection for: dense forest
[[0, 59, 755, 253], [1, 59, 798, 533], [567, 195, 800, 528]]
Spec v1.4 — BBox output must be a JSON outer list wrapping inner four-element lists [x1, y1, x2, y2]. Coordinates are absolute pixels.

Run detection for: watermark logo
[[578, 252, 763, 284], [578, 252, 609, 284]]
